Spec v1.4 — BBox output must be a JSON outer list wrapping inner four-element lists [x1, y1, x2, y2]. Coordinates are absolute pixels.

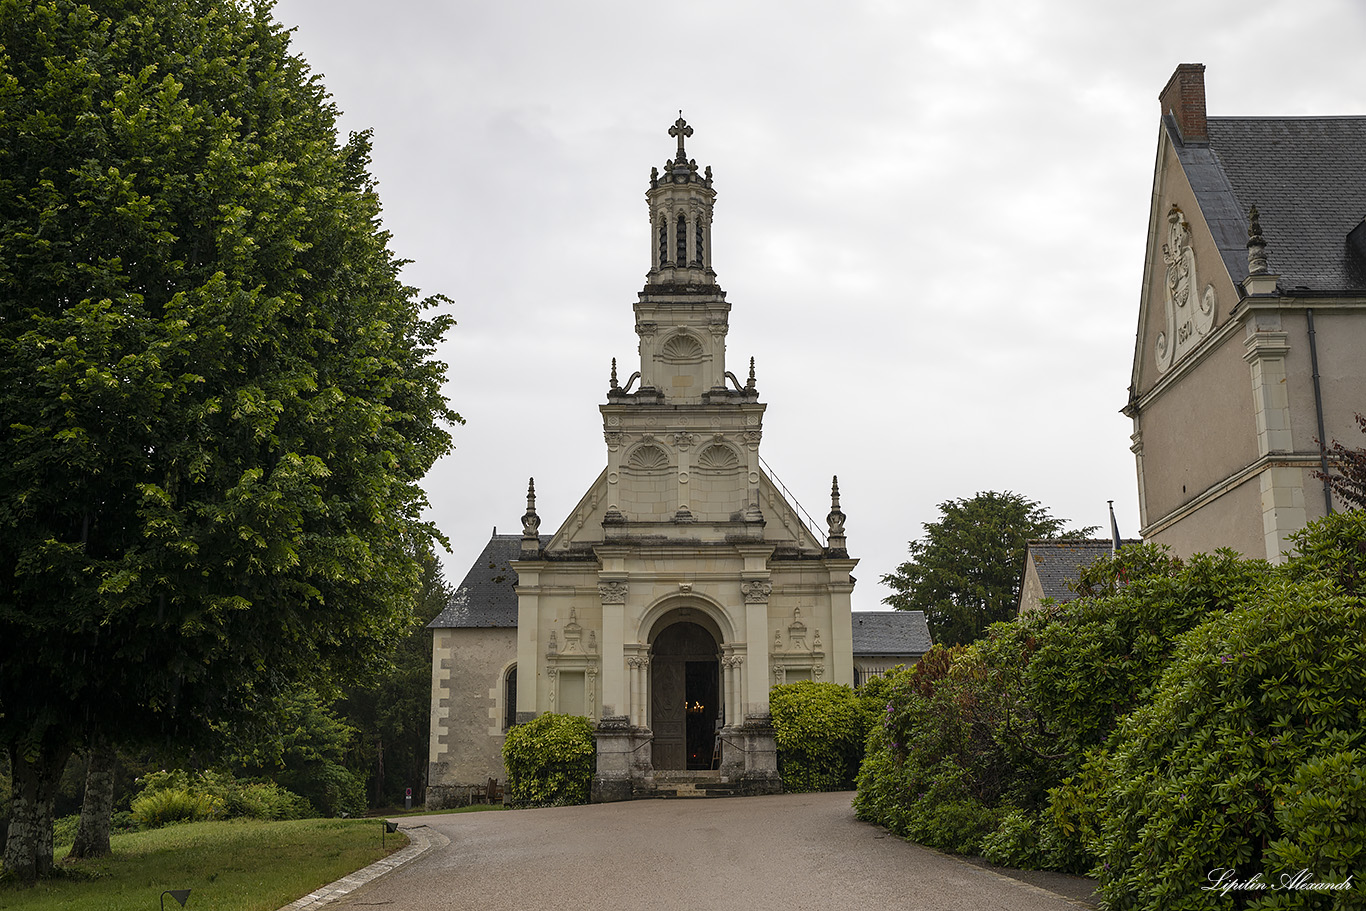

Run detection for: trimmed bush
[[502, 714, 595, 808], [770, 681, 876, 792]]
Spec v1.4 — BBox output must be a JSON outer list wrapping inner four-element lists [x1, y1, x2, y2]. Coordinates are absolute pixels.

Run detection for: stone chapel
[[427, 118, 867, 804]]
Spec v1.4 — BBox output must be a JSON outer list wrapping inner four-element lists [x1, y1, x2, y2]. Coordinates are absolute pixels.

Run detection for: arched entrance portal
[[650, 621, 720, 770]]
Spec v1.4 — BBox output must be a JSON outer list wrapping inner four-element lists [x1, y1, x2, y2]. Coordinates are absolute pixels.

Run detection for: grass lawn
[[0, 817, 408, 911]]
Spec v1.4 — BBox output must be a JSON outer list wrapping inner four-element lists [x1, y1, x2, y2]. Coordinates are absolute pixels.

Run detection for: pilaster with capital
[[597, 576, 628, 720]]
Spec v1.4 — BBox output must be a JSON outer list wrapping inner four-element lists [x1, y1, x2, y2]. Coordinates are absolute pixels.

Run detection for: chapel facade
[[1124, 65, 1366, 561], [428, 119, 859, 804]]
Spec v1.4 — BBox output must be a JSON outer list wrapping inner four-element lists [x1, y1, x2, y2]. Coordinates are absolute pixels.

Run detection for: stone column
[[513, 566, 542, 723], [642, 655, 651, 728], [1244, 328, 1306, 562], [628, 657, 643, 727], [825, 565, 857, 687], [741, 579, 772, 717], [598, 579, 627, 717]]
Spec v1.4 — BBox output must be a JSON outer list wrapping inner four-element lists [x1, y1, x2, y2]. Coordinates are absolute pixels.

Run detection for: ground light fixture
[[382, 819, 399, 848], [160, 888, 191, 910]]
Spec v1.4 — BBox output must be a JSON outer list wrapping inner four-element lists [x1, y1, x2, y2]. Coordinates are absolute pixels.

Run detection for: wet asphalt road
[[332, 791, 1092, 911]]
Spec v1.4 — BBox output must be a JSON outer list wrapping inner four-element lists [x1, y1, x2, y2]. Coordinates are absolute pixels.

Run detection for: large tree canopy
[[0, 0, 456, 878], [881, 492, 1091, 646]]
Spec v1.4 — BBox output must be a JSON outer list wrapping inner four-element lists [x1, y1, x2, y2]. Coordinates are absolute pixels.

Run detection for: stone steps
[[646, 770, 745, 799]]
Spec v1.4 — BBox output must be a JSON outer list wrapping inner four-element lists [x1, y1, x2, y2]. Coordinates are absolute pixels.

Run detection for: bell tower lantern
[[622, 115, 743, 406], [647, 114, 717, 284]]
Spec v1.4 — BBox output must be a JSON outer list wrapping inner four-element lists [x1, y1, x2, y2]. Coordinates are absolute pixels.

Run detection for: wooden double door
[[650, 621, 720, 770]]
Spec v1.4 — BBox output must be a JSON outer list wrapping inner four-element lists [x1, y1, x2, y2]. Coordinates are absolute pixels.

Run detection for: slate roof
[[851, 611, 932, 656], [1025, 539, 1140, 603], [428, 534, 544, 629], [1172, 116, 1366, 292]]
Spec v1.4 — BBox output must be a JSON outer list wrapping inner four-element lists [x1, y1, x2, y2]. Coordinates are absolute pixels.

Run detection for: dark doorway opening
[[684, 660, 719, 770], [650, 620, 720, 770]]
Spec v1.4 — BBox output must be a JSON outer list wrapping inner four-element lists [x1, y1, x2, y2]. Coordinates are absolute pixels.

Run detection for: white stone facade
[[428, 119, 859, 804]]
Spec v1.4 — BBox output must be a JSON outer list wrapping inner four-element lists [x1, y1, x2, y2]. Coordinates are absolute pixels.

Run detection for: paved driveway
[[333, 792, 1092, 911]]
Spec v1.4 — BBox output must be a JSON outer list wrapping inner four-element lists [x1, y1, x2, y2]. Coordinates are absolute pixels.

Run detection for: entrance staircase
[[649, 770, 743, 799]]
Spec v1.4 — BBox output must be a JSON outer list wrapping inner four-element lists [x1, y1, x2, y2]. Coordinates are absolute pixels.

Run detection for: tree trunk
[[69, 739, 115, 859], [2, 742, 72, 881]]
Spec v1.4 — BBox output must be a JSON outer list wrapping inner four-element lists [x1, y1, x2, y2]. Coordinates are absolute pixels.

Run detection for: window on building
[[503, 665, 517, 731]]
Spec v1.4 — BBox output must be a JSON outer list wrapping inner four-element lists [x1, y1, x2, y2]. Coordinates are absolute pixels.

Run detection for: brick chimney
[[1159, 64, 1207, 144]]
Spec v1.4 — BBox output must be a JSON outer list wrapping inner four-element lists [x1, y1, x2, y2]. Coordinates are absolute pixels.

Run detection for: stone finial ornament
[[521, 478, 541, 555], [610, 357, 619, 392], [827, 476, 846, 536], [1247, 205, 1269, 275], [746, 357, 756, 392], [825, 475, 848, 556]]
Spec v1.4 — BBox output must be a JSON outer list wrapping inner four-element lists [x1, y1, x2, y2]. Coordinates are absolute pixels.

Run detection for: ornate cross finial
[[1247, 204, 1269, 275], [669, 112, 693, 163], [746, 356, 756, 392]]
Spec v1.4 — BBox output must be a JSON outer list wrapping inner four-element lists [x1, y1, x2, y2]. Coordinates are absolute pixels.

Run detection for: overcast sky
[[272, 0, 1366, 610]]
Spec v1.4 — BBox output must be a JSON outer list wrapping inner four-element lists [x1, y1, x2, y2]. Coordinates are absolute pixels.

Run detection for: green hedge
[[854, 510, 1366, 906], [502, 714, 595, 808], [1093, 579, 1366, 908]]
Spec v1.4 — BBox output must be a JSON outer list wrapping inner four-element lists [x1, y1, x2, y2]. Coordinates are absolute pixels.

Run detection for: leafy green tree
[[0, 1, 456, 878], [881, 492, 1092, 645], [337, 548, 451, 807], [220, 686, 366, 818]]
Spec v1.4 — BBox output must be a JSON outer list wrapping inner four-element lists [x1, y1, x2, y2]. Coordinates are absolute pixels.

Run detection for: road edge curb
[[277, 822, 450, 911]]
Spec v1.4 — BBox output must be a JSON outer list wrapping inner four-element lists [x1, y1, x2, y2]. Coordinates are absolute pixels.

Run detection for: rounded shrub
[[502, 713, 595, 808], [771, 681, 872, 792]]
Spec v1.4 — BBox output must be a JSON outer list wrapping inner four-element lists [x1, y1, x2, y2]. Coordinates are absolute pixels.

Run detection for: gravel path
[[324, 792, 1096, 911]]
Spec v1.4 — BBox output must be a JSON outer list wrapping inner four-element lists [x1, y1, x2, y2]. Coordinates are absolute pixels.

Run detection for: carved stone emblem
[[672, 432, 697, 450], [1156, 205, 1215, 373], [598, 581, 628, 604], [741, 580, 772, 603]]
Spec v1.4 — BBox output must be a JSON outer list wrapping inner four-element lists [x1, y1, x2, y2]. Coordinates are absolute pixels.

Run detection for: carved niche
[[769, 606, 825, 684], [626, 444, 670, 471], [660, 332, 705, 364], [696, 443, 740, 471]]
